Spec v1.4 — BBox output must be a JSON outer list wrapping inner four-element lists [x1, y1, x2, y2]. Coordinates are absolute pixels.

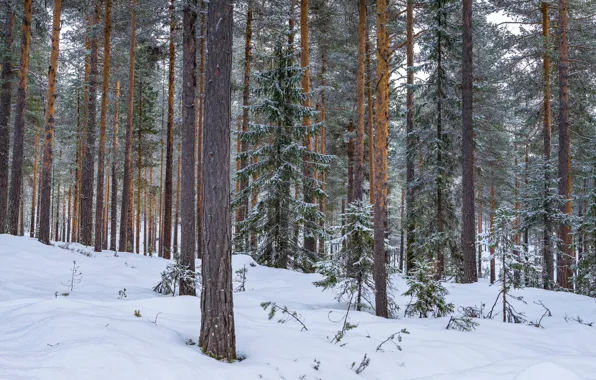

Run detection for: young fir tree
[[402, 257, 454, 318], [235, 32, 330, 272], [315, 200, 375, 312]]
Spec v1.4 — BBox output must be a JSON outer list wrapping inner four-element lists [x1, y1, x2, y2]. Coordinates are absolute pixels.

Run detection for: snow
[[1, 234, 596, 380]]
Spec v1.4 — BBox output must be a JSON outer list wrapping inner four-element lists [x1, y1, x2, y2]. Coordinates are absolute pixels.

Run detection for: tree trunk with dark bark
[[6, 0, 32, 235], [94, 0, 111, 252], [461, 0, 477, 283], [353, 0, 366, 202], [405, 0, 416, 274], [199, 0, 236, 360], [38, 0, 62, 245], [110, 81, 120, 251], [29, 126, 39, 237]]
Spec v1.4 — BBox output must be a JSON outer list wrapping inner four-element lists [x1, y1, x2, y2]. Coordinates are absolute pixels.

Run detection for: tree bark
[[347, 120, 355, 203], [199, 0, 236, 360], [94, 0, 112, 251], [557, 0, 573, 290], [373, 0, 389, 318], [110, 81, 120, 251], [38, 0, 62, 245], [405, 0, 416, 274], [353, 0, 366, 202], [81, 0, 101, 246], [490, 164, 495, 284], [541, 2, 554, 290], [196, 1, 206, 260], [0, 3, 15, 231], [173, 143, 181, 256], [119, 0, 137, 253], [162, 0, 175, 260], [6, 0, 32, 235], [461, 0, 477, 283], [318, 48, 327, 256], [29, 126, 39, 237], [136, 80, 143, 254], [180, 0, 197, 295]]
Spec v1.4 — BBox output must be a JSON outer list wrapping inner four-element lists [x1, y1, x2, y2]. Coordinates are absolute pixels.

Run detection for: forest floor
[[1, 234, 595, 380]]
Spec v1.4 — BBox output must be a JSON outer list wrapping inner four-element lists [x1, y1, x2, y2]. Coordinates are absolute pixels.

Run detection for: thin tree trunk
[[405, 0, 416, 274], [300, 0, 316, 256], [199, 0, 236, 360], [55, 151, 61, 241], [179, 0, 197, 294], [143, 168, 148, 255], [490, 164, 495, 284], [38, 0, 62, 245], [366, 29, 374, 205], [557, 0, 572, 290], [162, 0, 176, 260], [436, 0, 445, 277], [173, 143, 181, 255], [110, 81, 120, 251], [477, 183, 483, 278], [104, 171, 109, 249], [461, 0, 477, 283], [159, 138, 164, 257], [6, 0, 32, 235], [0, 3, 15, 231], [29, 125, 39, 237], [353, 0, 366, 202], [94, 0, 112, 251], [119, 0, 137, 253], [400, 187, 405, 271], [73, 90, 81, 242], [347, 120, 355, 203], [149, 166, 154, 255], [67, 183, 71, 242], [373, 0, 389, 318], [136, 78, 143, 255], [81, 0, 101, 246], [318, 48, 327, 256]]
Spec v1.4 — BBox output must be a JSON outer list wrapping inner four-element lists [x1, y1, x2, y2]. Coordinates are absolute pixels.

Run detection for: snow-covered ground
[[1, 234, 595, 380]]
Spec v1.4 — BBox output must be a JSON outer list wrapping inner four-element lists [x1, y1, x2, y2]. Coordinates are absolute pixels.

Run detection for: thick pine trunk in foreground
[[461, 0, 477, 283], [0, 3, 15, 231], [38, 0, 62, 245], [94, 0, 112, 252], [557, 0, 573, 290], [179, 0, 197, 295], [119, 0, 137, 253], [6, 0, 32, 235], [199, 0, 236, 361], [81, 0, 101, 246], [373, 0, 389, 318]]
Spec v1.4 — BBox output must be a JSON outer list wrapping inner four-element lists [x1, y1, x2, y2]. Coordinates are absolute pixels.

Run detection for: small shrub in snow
[[118, 288, 127, 299], [54, 291, 70, 298], [446, 316, 479, 331], [234, 265, 248, 292], [564, 314, 594, 327], [260, 301, 308, 331], [352, 354, 370, 374], [61, 261, 83, 292], [375, 329, 409, 352], [185, 338, 196, 346], [133, 310, 142, 317], [458, 304, 485, 319], [327, 293, 358, 344], [403, 257, 454, 318], [529, 301, 551, 328], [312, 358, 320, 370], [153, 253, 197, 296]]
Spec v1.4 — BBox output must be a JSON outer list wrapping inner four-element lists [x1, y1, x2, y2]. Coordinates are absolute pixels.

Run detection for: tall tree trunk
[[366, 30, 374, 205], [110, 81, 120, 251], [490, 164, 495, 284], [477, 183, 483, 278], [149, 166, 154, 255], [173, 144, 181, 255], [300, 0, 316, 256], [347, 120, 355, 203], [6, 0, 32, 235], [236, 2, 252, 252], [143, 168, 148, 254], [55, 151, 61, 241], [162, 0, 176, 260], [180, 0, 197, 295], [38, 0, 62, 245], [318, 48, 327, 256], [196, 1, 206, 260], [104, 171, 109, 249], [353, 0, 366, 202], [461, 0, 477, 283], [94, 0, 112, 251], [0, 3, 15, 231], [557, 0, 572, 290], [373, 0, 389, 318], [399, 187, 405, 271], [405, 0, 416, 274], [29, 126, 39, 237], [73, 91, 81, 242], [436, 0, 445, 277], [199, 0, 236, 360], [81, 0, 100, 246], [119, 0, 137, 253], [136, 81, 143, 254], [67, 183, 71, 242]]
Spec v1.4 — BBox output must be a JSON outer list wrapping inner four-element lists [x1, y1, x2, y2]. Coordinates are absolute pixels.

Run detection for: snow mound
[[1, 234, 596, 380]]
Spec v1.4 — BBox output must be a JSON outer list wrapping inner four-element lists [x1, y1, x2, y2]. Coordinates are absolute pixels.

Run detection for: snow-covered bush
[[153, 253, 197, 296], [403, 257, 454, 318]]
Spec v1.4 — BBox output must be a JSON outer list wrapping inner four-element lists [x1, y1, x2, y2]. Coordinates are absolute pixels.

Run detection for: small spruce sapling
[[328, 292, 358, 344], [153, 253, 197, 296], [403, 257, 454, 318], [375, 329, 409, 352], [134, 310, 142, 317], [235, 265, 248, 292], [61, 261, 83, 292], [352, 354, 370, 374], [118, 288, 127, 299], [260, 301, 308, 331]]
